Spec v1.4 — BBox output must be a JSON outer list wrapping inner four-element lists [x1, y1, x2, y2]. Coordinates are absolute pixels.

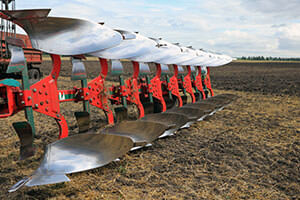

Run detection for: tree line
[[238, 56, 300, 61]]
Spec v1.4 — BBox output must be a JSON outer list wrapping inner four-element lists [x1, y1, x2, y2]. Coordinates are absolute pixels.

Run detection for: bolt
[[81, 96, 84, 99], [52, 75, 56, 79], [33, 88, 37, 92], [35, 104, 39, 108], [43, 84, 46, 88], [40, 102, 44, 105], [45, 108, 48, 112], [28, 96, 32, 100], [46, 100, 49, 104], [90, 98, 93, 102], [86, 92, 89, 95], [21, 101, 25, 104], [88, 86, 91, 89], [39, 91, 42, 94], [20, 93, 23, 96], [56, 114, 60, 118]]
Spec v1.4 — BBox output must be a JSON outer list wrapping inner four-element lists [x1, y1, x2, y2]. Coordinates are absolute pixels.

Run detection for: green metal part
[[6, 64, 25, 73], [146, 75, 153, 103], [0, 78, 21, 87], [120, 76, 127, 108], [81, 79, 90, 112], [21, 63, 36, 136], [180, 75, 187, 95], [166, 75, 172, 100]]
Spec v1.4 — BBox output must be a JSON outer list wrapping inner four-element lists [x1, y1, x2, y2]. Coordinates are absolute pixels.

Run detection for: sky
[[15, 0, 300, 57]]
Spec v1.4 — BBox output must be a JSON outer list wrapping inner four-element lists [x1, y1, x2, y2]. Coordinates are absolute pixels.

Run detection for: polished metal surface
[[12, 122, 35, 160], [1, 9, 123, 55], [155, 44, 196, 65], [140, 113, 188, 128], [111, 59, 124, 73], [139, 62, 151, 74], [102, 120, 169, 144], [139, 112, 191, 138], [9, 133, 133, 191], [71, 58, 87, 80], [114, 107, 128, 123], [91, 32, 157, 59], [183, 101, 219, 113], [131, 38, 181, 63], [179, 49, 211, 66], [204, 97, 232, 106], [208, 94, 238, 103], [6, 44, 25, 73], [74, 111, 90, 133], [1, 8, 51, 20], [166, 107, 208, 121], [200, 52, 233, 67], [178, 66, 186, 74]]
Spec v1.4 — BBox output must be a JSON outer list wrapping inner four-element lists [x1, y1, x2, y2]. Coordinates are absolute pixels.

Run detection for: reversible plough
[[0, 9, 237, 192]]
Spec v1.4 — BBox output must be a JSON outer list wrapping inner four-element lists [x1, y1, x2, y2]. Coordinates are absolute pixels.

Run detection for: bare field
[[0, 62, 299, 199]]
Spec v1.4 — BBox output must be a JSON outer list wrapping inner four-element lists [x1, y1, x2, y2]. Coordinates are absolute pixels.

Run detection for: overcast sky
[[16, 0, 300, 57]]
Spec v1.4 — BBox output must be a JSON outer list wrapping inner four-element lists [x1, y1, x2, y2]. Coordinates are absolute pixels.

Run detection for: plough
[[0, 8, 237, 192]]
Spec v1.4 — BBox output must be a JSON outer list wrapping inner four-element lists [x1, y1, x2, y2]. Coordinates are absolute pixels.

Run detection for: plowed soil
[[0, 61, 299, 200]]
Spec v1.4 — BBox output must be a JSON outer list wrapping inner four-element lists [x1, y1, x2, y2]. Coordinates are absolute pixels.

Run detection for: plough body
[[0, 7, 236, 192]]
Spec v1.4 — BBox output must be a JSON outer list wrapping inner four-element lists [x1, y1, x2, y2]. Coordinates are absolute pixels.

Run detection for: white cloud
[[224, 30, 250, 39], [278, 23, 300, 39]]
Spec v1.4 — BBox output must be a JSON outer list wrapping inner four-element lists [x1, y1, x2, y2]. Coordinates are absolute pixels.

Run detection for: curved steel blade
[[139, 112, 190, 137], [166, 107, 209, 121], [185, 101, 222, 109], [1, 10, 123, 55], [139, 112, 189, 128], [114, 107, 128, 123], [142, 101, 154, 114], [12, 122, 35, 160], [71, 57, 87, 80], [204, 94, 238, 111], [9, 133, 133, 192], [74, 111, 90, 133], [203, 97, 231, 106], [102, 120, 168, 145], [90, 33, 157, 59]]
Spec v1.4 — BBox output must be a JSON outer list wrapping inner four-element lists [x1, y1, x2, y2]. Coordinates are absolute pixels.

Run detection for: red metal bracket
[[150, 63, 166, 112], [168, 65, 183, 107], [204, 67, 214, 96], [125, 61, 144, 118], [183, 66, 196, 103], [0, 84, 23, 118], [85, 58, 115, 124], [30, 54, 68, 139], [195, 66, 206, 99]]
